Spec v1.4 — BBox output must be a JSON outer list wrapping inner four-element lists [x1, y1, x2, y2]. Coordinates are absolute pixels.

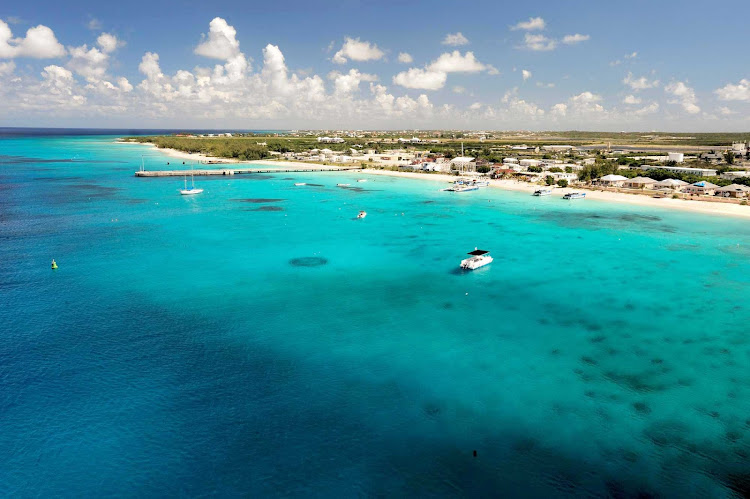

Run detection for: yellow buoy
[[51, 259, 58, 270]]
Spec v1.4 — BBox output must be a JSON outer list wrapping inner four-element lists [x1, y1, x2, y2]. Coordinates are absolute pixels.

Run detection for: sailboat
[[180, 166, 203, 195]]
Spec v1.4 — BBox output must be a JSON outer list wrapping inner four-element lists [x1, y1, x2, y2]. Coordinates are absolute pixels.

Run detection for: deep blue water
[[2, 135, 750, 497]]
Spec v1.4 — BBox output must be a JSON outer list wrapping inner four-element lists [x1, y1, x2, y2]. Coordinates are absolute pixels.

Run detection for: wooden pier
[[135, 167, 361, 177]]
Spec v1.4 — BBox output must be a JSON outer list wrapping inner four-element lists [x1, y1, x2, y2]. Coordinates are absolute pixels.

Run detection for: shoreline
[[120, 141, 750, 219]]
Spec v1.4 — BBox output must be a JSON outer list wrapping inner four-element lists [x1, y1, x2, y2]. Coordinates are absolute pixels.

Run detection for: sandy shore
[[117, 140, 243, 164], [355, 168, 750, 219], [119, 144, 750, 219]]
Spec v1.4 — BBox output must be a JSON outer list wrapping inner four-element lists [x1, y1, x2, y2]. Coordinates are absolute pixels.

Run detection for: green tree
[[545, 175, 555, 185], [724, 150, 735, 165], [557, 179, 569, 188]]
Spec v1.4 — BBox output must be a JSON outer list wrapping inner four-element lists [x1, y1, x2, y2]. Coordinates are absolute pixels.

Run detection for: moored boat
[[357, 211, 367, 219], [336, 183, 350, 187], [533, 188, 553, 196], [460, 248, 493, 270], [563, 192, 586, 200]]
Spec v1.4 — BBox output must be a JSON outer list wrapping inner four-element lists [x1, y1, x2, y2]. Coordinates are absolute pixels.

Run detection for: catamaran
[[460, 248, 493, 270], [180, 168, 203, 195]]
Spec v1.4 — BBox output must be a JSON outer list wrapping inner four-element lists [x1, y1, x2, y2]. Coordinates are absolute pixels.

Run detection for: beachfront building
[[623, 176, 658, 189], [450, 156, 476, 172], [640, 165, 717, 177], [597, 174, 628, 187], [654, 179, 689, 191], [552, 172, 578, 184], [715, 184, 750, 198], [683, 181, 720, 196]]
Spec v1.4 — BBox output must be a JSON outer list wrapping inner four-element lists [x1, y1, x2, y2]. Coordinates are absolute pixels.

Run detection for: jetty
[[135, 167, 361, 177]]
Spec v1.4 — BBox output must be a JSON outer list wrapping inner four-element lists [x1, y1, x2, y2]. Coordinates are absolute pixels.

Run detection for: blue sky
[[2, 0, 750, 130]]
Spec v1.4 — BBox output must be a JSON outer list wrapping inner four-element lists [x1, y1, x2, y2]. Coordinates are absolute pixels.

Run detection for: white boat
[[445, 185, 479, 192], [460, 248, 493, 270], [533, 188, 553, 196], [180, 170, 203, 195], [357, 211, 367, 219], [336, 183, 351, 187], [563, 192, 586, 200], [357, 179, 367, 183], [294, 182, 306, 186]]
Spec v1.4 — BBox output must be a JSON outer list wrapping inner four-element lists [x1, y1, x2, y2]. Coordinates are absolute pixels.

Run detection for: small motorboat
[[357, 179, 367, 183], [460, 248, 493, 270], [533, 188, 553, 196], [336, 183, 351, 187], [294, 182, 306, 186], [357, 211, 367, 219], [563, 192, 586, 200]]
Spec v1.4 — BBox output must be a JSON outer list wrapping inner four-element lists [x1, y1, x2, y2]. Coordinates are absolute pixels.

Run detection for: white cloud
[[397, 52, 413, 63], [631, 102, 659, 116], [442, 32, 469, 46], [87, 18, 102, 30], [718, 106, 735, 115], [428, 51, 486, 73], [562, 33, 589, 45], [67, 44, 109, 80], [328, 68, 377, 95], [0, 60, 15, 76], [623, 94, 641, 105], [392, 68, 446, 90], [511, 17, 546, 31], [332, 37, 384, 64], [522, 69, 532, 81], [521, 33, 557, 51], [194, 17, 241, 60], [715, 79, 750, 102], [452, 85, 466, 94], [487, 65, 499, 75], [665, 81, 700, 114], [623, 72, 659, 90], [96, 33, 122, 54], [625, 51, 637, 59], [0, 20, 66, 58], [550, 103, 567, 116], [469, 102, 482, 110]]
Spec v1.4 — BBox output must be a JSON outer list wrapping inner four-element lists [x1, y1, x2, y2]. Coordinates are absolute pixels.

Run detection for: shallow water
[[2, 135, 750, 497]]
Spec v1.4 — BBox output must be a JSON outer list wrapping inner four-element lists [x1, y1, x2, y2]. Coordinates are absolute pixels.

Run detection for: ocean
[[2, 133, 750, 497]]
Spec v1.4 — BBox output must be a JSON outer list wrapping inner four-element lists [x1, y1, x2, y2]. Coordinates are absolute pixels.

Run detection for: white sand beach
[[121, 143, 750, 219]]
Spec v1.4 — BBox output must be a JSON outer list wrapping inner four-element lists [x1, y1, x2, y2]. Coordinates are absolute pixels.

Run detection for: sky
[[2, 0, 750, 131]]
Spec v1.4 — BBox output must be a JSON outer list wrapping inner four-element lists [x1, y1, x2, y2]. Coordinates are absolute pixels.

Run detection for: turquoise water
[[2, 135, 750, 497]]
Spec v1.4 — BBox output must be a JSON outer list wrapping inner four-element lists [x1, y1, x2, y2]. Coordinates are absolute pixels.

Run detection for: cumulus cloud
[[67, 44, 109, 80], [522, 69, 531, 81], [665, 81, 700, 114], [0, 20, 66, 58], [332, 37, 384, 64], [442, 32, 469, 46], [392, 68, 447, 90], [328, 68, 377, 94], [623, 72, 659, 90], [0, 60, 15, 76], [715, 79, 750, 101], [631, 102, 659, 116], [397, 52, 413, 63], [511, 17, 546, 31], [428, 51, 486, 73], [521, 33, 557, 51], [550, 103, 567, 116], [194, 17, 241, 60], [97, 33, 122, 53], [623, 95, 641, 105], [562, 33, 589, 45], [393, 51, 491, 90]]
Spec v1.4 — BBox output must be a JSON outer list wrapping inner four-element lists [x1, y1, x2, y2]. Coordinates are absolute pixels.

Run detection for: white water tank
[[667, 152, 684, 163]]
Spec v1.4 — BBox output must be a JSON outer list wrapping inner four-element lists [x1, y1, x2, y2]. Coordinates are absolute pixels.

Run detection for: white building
[[317, 136, 345, 143], [552, 172, 578, 183], [519, 159, 541, 167], [667, 152, 684, 163], [721, 171, 750, 180], [640, 165, 716, 177], [450, 156, 477, 172]]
